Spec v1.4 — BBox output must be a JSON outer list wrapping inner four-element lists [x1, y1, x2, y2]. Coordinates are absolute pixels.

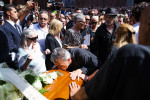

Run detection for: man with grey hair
[[29, 10, 49, 51], [63, 13, 88, 49], [51, 47, 99, 81]]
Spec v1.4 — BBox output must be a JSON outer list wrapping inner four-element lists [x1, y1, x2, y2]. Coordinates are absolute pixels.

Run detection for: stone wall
[[76, 0, 127, 8]]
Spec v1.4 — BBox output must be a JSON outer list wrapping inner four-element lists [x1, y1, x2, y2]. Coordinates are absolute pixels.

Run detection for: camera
[[47, 0, 63, 11]]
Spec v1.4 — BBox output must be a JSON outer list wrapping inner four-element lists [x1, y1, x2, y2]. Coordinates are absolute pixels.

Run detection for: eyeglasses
[[39, 18, 48, 20], [50, 16, 55, 18], [28, 36, 38, 41], [78, 21, 86, 24], [86, 19, 90, 21], [91, 22, 98, 24]]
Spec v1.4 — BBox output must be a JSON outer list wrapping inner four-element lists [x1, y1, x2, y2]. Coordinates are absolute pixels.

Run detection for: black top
[[85, 44, 150, 100], [67, 48, 98, 75], [45, 34, 61, 70], [0, 27, 11, 63], [93, 23, 118, 65], [66, 20, 74, 30]]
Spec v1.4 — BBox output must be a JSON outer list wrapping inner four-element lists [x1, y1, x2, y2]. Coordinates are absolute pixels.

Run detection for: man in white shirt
[[29, 10, 49, 51], [132, 2, 149, 43]]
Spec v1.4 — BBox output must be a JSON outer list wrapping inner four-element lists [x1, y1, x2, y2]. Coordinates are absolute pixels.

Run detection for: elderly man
[[29, 10, 49, 51], [63, 13, 88, 49], [80, 15, 92, 48], [51, 47, 99, 80]]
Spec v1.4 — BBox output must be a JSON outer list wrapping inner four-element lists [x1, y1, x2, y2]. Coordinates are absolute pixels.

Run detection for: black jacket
[[0, 27, 11, 63], [67, 48, 99, 75], [93, 23, 118, 65], [2, 21, 21, 52], [45, 34, 61, 70], [85, 44, 150, 100]]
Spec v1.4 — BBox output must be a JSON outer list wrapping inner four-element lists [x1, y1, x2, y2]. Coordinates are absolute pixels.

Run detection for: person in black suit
[[1, 4, 21, 69], [45, 19, 63, 70], [51, 47, 99, 80], [0, 27, 11, 63]]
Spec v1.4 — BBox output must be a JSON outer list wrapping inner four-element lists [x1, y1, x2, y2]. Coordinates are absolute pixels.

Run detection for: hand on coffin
[[69, 69, 82, 81]]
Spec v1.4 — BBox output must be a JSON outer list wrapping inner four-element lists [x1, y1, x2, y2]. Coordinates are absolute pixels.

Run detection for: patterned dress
[[63, 28, 82, 46]]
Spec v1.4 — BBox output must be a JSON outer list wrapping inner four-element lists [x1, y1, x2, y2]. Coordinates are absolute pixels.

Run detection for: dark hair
[[132, 2, 149, 22], [3, 4, 15, 18], [74, 8, 80, 11]]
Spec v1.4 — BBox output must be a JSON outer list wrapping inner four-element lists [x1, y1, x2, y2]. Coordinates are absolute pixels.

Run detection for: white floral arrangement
[[0, 80, 24, 100], [39, 72, 58, 85], [0, 70, 58, 100]]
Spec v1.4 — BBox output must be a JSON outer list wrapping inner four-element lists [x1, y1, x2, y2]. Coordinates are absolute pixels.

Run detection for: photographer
[[47, 0, 64, 20]]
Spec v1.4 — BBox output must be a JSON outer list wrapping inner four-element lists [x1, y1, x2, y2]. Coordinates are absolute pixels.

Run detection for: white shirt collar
[[6, 20, 16, 28]]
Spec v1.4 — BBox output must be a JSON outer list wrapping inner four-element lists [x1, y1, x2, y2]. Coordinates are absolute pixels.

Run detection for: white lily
[[48, 72, 58, 80], [43, 77, 53, 84], [32, 79, 42, 90]]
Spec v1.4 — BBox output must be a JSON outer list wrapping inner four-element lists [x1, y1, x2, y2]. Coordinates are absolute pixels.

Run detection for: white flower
[[4, 82, 16, 94], [43, 77, 53, 84], [32, 79, 42, 90], [6, 91, 22, 100], [48, 72, 58, 80], [39, 73, 47, 79], [0, 85, 5, 100]]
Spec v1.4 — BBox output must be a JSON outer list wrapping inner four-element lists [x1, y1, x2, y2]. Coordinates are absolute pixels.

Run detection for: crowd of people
[[0, 0, 150, 99]]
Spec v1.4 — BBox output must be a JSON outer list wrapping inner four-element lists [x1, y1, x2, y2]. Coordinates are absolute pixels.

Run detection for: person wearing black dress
[[45, 19, 63, 70]]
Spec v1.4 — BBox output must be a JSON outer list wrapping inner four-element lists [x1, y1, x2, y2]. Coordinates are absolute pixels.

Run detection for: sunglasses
[[39, 18, 48, 20], [86, 19, 90, 21], [78, 21, 86, 24], [28, 36, 38, 41], [91, 22, 98, 24]]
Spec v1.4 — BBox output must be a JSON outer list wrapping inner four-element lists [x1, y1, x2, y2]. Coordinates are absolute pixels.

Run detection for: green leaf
[[39, 88, 50, 94], [25, 74, 36, 85], [0, 80, 6, 85]]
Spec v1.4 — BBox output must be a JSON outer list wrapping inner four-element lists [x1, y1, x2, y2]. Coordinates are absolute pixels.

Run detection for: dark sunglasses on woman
[[28, 36, 38, 41]]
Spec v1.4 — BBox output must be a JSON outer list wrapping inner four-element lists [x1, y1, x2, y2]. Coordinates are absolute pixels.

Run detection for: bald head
[[50, 12, 56, 21]]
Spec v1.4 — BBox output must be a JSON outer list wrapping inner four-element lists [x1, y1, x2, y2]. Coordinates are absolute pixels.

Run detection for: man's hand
[[47, 3, 52, 8], [79, 44, 88, 49], [26, 1, 35, 10], [79, 74, 89, 82], [45, 49, 51, 55], [69, 69, 82, 81], [69, 82, 80, 97]]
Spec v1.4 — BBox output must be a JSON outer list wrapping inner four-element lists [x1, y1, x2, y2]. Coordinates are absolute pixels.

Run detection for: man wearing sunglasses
[[81, 15, 92, 49], [29, 10, 49, 51]]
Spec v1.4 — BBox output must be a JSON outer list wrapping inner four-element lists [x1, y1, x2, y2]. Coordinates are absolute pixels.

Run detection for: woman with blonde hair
[[45, 19, 63, 70], [113, 23, 136, 48]]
